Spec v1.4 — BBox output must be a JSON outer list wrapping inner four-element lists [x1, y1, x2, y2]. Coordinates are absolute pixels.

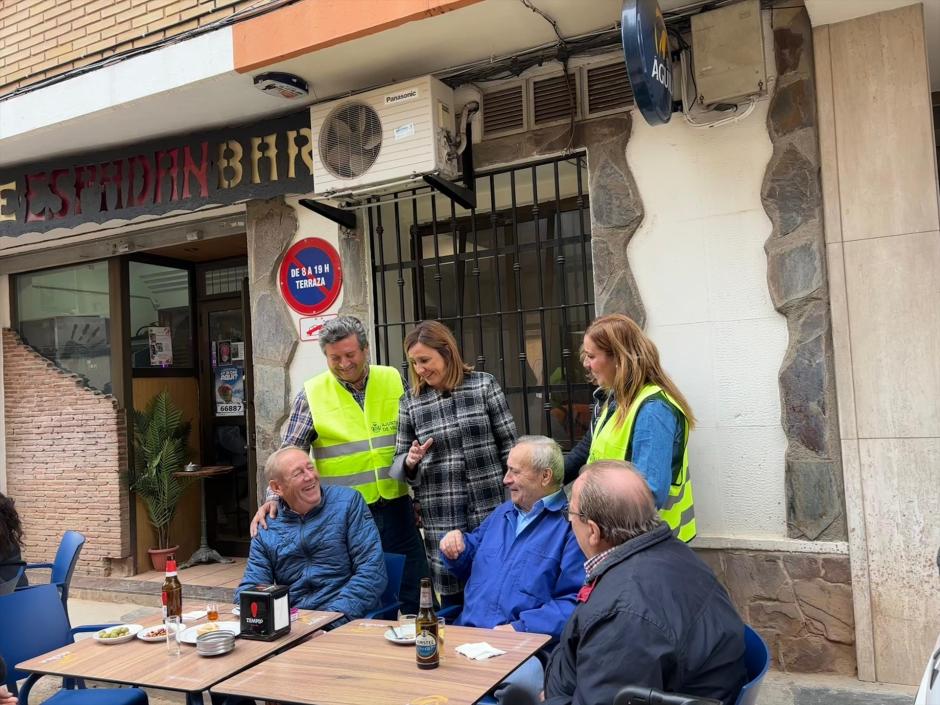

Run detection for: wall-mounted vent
[[482, 85, 525, 136], [532, 73, 578, 125], [585, 62, 634, 116]]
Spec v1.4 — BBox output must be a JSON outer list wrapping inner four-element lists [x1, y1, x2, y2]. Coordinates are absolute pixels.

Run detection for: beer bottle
[[415, 577, 439, 669], [161, 557, 183, 620]]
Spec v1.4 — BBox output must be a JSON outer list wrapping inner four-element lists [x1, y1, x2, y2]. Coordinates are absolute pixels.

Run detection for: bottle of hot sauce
[[161, 557, 183, 620]]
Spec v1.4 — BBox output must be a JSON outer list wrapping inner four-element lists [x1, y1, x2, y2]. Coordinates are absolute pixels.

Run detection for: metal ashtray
[[196, 629, 236, 657]]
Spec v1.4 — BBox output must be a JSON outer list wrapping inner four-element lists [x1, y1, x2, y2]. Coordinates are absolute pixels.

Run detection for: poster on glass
[[215, 365, 244, 417], [148, 326, 173, 367]]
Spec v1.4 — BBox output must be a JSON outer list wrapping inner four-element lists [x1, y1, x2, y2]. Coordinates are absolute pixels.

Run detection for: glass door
[[199, 297, 251, 556]]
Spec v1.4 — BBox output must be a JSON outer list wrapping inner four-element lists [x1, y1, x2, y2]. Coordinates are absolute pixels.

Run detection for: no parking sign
[[278, 238, 343, 315]]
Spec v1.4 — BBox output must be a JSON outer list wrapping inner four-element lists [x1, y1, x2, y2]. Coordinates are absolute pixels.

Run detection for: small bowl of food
[[94, 624, 142, 644]]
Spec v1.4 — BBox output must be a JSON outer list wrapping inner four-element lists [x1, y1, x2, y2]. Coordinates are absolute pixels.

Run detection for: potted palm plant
[[130, 390, 193, 571]]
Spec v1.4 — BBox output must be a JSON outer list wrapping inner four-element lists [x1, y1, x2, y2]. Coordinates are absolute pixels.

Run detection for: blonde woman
[[565, 314, 697, 541], [391, 320, 516, 603]]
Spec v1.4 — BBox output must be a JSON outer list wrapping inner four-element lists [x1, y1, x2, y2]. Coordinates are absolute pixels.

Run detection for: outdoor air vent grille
[[532, 73, 578, 125], [318, 102, 383, 179], [482, 85, 525, 136], [585, 62, 635, 116]]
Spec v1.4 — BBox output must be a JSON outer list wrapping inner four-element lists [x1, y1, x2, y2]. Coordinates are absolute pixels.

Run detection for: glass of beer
[[437, 616, 446, 659], [206, 602, 219, 622]]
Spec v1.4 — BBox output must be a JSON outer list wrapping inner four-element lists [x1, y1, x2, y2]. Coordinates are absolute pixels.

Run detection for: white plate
[[179, 621, 240, 645], [384, 626, 416, 645], [136, 624, 180, 643], [94, 624, 143, 644]]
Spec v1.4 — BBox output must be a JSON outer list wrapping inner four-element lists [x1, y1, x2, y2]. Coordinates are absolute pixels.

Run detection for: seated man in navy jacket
[[236, 446, 386, 623], [439, 435, 584, 643], [545, 461, 747, 705]]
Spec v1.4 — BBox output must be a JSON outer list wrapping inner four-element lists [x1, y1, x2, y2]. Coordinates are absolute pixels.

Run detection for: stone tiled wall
[[762, 3, 846, 541], [0, 0, 273, 96], [2, 328, 131, 576], [697, 548, 855, 675]]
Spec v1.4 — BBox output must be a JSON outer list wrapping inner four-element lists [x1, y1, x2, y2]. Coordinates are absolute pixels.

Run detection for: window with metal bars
[[368, 153, 596, 450]]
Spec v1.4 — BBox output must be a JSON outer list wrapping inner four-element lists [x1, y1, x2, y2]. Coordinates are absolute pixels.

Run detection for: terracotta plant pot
[[148, 545, 180, 572]]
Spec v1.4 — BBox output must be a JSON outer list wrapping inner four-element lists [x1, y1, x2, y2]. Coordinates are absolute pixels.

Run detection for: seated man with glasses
[[545, 460, 747, 705], [439, 435, 584, 699], [235, 446, 386, 623]]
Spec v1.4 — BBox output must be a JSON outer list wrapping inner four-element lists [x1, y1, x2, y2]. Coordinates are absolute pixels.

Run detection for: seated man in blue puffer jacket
[[235, 446, 386, 623]]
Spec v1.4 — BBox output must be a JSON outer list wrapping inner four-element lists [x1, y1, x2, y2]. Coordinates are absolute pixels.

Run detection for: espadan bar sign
[[0, 110, 314, 237], [622, 0, 673, 126]]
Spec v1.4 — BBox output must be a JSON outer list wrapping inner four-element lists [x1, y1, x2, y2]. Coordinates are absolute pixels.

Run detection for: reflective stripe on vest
[[305, 365, 408, 504], [587, 384, 696, 542]]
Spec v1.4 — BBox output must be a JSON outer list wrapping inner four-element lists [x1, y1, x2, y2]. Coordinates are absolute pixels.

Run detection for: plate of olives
[[94, 624, 143, 644]]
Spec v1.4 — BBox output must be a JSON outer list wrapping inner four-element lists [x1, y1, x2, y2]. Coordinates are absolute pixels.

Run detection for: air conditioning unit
[[310, 75, 458, 198]]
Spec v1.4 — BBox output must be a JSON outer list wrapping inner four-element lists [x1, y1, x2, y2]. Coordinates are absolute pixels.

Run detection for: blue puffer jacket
[[235, 485, 386, 621]]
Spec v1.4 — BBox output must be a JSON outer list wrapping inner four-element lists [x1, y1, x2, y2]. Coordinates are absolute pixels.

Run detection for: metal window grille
[[368, 153, 596, 450], [203, 264, 248, 297]]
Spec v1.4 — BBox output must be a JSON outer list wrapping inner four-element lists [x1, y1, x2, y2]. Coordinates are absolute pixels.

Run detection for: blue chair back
[[0, 584, 73, 691], [367, 552, 405, 620], [734, 625, 770, 705], [51, 530, 85, 602]]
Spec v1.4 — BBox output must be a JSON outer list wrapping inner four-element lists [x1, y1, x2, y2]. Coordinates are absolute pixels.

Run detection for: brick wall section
[[0, 0, 278, 96], [2, 328, 131, 577]]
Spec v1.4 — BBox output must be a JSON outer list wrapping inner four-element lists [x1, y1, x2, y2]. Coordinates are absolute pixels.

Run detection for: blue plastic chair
[[365, 552, 406, 619], [734, 625, 770, 705], [17, 530, 85, 611], [611, 625, 770, 705], [0, 583, 147, 705]]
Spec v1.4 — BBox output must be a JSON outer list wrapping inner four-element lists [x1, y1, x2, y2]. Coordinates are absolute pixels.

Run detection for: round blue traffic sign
[[622, 0, 673, 126], [278, 237, 344, 315]]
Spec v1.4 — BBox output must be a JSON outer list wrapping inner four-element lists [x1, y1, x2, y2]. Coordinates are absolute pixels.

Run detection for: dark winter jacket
[[544, 523, 747, 705], [235, 485, 386, 621]]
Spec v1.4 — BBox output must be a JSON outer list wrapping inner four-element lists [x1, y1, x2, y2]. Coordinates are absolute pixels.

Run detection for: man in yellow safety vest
[[251, 315, 429, 612]]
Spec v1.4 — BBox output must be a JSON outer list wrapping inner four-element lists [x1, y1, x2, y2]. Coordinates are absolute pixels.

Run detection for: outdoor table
[[16, 606, 342, 705], [211, 618, 552, 705], [174, 464, 234, 568]]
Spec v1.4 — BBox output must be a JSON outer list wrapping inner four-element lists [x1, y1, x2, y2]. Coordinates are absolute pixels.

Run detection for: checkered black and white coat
[[392, 371, 517, 595]]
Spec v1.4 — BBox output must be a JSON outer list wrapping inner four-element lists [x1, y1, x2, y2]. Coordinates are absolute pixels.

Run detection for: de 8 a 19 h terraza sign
[[278, 238, 344, 315]]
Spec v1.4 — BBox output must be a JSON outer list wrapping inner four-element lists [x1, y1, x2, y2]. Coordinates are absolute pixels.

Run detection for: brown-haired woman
[[0, 492, 26, 590], [564, 313, 698, 542], [391, 320, 517, 602]]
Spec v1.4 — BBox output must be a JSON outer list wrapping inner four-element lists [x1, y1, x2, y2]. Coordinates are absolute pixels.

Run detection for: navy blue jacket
[[544, 524, 747, 705], [441, 494, 584, 643], [236, 485, 386, 621]]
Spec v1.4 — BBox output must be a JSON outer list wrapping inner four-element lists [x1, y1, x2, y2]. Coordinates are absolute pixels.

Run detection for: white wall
[[627, 100, 789, 539]]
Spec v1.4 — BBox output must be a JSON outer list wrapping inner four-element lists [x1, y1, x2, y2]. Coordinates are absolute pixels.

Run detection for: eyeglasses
[[563, 507, 588, 522]]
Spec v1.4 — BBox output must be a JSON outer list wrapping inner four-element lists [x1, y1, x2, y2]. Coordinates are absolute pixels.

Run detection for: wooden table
[[17, 606, 342, 705], [211, 618, 551, 705], [174, 465, 234, 568]]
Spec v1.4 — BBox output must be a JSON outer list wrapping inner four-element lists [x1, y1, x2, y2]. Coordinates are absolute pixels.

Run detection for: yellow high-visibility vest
[[588, 384, 695, 542], [305, 365, 408, 503]]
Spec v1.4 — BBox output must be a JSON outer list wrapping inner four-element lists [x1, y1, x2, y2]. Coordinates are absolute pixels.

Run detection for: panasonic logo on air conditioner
[[385, 88, 419, 105]]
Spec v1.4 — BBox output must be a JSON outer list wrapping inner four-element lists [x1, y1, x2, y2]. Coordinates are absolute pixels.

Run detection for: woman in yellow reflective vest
[[563, 314, 697, 542]]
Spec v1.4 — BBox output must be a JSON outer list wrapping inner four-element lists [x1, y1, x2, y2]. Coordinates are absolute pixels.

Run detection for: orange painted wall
[[233, 0, 482, 73]]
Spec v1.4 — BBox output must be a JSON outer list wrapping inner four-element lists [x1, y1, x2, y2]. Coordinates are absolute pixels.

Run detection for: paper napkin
[[455, 642, 507, 660]]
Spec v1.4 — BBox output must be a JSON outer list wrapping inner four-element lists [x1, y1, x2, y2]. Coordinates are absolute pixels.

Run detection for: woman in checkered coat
[[391, 321, 517, 600]]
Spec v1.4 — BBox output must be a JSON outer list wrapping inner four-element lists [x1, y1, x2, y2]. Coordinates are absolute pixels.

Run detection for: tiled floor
[[127, 557, 247, 589]]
